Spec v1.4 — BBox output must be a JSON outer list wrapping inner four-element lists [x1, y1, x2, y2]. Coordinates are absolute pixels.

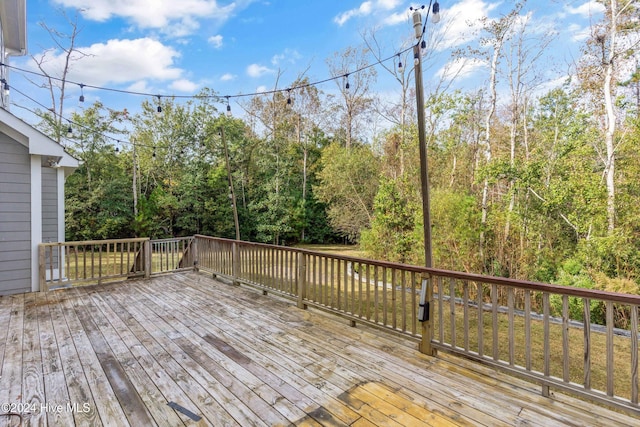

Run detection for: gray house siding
[[42, 167, 58, 243], [0, 133, 31, 295]]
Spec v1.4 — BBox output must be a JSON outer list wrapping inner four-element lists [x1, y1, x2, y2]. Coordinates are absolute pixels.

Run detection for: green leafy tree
[[315, 142, 380, 241]]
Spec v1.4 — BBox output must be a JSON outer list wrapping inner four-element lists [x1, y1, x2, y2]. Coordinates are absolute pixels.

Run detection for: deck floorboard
[[0, 271, 638, 426]]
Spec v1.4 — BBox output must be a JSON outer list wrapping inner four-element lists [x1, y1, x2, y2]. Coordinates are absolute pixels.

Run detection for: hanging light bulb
[[2, 79, 10, 97], [286, 89, 292, 106], [397, 55, 404, 73], [152, 147, 157, 159], [226, 96, 232, 117], [67, 126, 73, 138], [345, 74, 350, 90], [432, 1, 441, 24], [156, 95, 162, 115], [79, 84, 85, 103]]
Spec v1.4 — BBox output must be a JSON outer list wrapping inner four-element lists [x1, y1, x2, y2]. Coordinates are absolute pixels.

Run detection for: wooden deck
[[0, 272, 637, 426]]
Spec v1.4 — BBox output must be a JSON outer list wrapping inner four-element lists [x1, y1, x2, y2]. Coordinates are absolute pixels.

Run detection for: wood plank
[[102, 285, 255, 426], [0, 295, 14, 380], [341, 382, 431, 427], [163, 274, 501, 426], [69, 290, 154, 426], [78, 289, 187, 427], [55, 289, 130, 425], [21, 292, 46, 426], [45, 290, 102, 426], [34, 291, 75, 427], [102, 295, 246, 427], [155, 276, 362, 426], [109, 283, 278, 426], [132, 286, 304, 425], [0, 295, 24, 427]]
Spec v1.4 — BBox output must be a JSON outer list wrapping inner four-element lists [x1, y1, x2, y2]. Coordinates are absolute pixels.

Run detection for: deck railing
[[150, 236, 195, 274], [39, 236, 195, 290], [193, 235, 640, 416], [39, 238, 150, 290]]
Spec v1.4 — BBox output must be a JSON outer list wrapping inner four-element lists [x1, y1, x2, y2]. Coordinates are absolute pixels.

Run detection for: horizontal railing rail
[[194, 235, 640, 416]]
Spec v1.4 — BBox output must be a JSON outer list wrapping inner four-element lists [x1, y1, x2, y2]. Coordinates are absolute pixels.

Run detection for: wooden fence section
[[193, 235, 640, 416], [150, 236, 195, 274], [39, 238, 150, 291], [39, 237, 195, 291]]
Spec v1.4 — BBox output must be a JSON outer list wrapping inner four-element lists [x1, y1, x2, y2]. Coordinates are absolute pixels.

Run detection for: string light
[[9, 87, 154, 150], [1, 2, 445, 150], [66, 125, 73, 138], [432, 1, 441, 24], [2, 80, 9, 97], [0, 28, 419, 111]]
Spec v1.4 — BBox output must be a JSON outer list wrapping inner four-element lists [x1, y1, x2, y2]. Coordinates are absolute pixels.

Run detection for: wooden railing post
[[192, 237, 199, 272], [144, 239, 151, 279], [419, 274, 436, 356], [232, 242, 240, 285], [297, 252, 307, 310], [38, 244, 46, 292]]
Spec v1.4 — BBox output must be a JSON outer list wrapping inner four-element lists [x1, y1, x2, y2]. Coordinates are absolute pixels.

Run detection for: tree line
[[31, 1, 640, 296]]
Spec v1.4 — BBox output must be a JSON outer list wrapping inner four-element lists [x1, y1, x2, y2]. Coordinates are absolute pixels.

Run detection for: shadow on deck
[[0, 271, 637, 426]]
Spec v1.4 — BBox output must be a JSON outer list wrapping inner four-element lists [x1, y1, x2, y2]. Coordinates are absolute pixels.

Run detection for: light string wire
[[0, 33, 417, 102], [9, 84, 155, 149], [3, 5, 438, 151]]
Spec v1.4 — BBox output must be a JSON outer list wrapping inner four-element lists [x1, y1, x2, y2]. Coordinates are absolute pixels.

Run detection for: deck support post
[[419, 274, 436, 356], [232, 242, 240, 286], [192, 237, 199, 272], [38, 245, 46, 291], [542, 384, 550, 397], [297, 252, 307, 310], [144, 239, 151, 279]]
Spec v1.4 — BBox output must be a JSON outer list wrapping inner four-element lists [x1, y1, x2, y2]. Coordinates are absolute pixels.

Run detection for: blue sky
[[8, 0, 605, 125]]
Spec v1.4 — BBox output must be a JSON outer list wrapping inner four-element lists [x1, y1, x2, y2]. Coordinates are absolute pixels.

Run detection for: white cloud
[[436, 0, 501, 51], [30, 38, 183, 86], [565, 1, 605, 18], [169, 79, 199, 92], [380, 0, 401, 8], [271, 49, 302, 66], [436, 57, 486, 81], [208, 35, 223, 48], [334, 1, 373, 26], [567, 23, 591, 43], [382, 11, 409, 27], [53, 0, 246, 37], [255, 85, 268, 94], [246, 63, 274, 78], [334, 0, 406, 27], [220, 73, 236, 81]]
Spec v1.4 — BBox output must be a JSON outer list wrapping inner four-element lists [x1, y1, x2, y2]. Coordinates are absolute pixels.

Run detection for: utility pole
[[411, 1, 439, 356]]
